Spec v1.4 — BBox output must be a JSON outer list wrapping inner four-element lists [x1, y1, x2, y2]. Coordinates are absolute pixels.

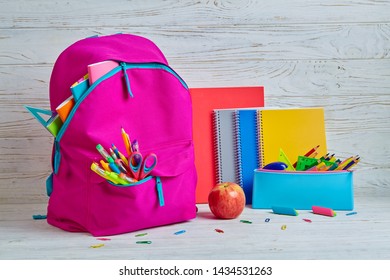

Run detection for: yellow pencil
[[121, 127, 132, 156]]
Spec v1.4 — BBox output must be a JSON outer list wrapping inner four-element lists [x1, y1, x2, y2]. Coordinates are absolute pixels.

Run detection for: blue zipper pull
[[156, 176, 165, 207], [120, 62, 134, 97]]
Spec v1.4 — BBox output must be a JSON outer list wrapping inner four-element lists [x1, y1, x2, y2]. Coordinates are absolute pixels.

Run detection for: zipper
[[56, 62, 188, 142], [52, 62, 188, 172], [107, 174, 153, 187], [107, 175, 165, 207]]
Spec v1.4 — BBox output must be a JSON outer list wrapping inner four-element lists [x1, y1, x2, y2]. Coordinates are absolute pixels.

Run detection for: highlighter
[[312, 206, 336, 217], [272, 206, 299, 216], [91, 162, 118, 184], [91, 162, 128, 185]]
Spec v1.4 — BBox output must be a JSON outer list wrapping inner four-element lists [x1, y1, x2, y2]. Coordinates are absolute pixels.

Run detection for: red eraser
[[312, 206, 336, 217]]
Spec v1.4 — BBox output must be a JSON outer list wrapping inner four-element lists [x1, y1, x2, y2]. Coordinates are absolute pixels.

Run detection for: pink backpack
[[35, 34, 197, 236]]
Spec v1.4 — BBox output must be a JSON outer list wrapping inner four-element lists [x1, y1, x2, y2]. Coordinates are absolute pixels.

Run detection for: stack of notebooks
[[212, 107, 327, 204], [26, 60, 119, 137], [189, 87, 265, 203]]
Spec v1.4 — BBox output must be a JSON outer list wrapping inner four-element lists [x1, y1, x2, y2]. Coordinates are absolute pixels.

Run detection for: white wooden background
[[1, 0, 390, 205]]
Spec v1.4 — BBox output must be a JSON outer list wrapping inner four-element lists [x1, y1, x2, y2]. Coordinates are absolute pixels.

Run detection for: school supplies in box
[[294, 153, 359, 171], [26, 33, 197, 236], [252, 169, 354, 210], [257, 107, 327, 168], [189, 87, 264, 203]]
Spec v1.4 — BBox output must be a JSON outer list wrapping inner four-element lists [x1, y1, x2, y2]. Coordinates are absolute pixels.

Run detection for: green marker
[[96, 144, 114, 163]]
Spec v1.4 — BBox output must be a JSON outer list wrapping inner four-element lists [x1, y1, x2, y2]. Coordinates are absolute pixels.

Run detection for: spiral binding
[[212, 111, 223, 183], [257, 110, 265, 168], [233, 111, 243, 187]]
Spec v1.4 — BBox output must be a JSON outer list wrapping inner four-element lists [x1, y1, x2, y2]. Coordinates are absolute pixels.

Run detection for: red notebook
[[189, 87, 265, 203]]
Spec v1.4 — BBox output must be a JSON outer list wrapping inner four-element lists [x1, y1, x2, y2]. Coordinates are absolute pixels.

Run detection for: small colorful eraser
[[272, 206, 298, 216], [312, 206, 336, 217]]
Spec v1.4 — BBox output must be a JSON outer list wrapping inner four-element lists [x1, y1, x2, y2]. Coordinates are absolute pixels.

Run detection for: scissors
[[128, 152, 158, 180]]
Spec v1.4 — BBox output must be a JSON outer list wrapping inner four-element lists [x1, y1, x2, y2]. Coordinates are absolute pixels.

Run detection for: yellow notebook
[[257, 107, 327, 168]]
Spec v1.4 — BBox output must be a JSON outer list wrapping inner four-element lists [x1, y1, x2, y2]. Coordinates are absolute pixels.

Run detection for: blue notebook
[[234, 109, 259, 204]]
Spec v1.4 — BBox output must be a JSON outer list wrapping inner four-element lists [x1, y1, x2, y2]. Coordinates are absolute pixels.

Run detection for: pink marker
[[312, 206, 336, 217]]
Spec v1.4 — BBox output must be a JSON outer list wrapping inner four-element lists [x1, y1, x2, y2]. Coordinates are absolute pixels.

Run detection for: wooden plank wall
[[1, 0, 389, 204]]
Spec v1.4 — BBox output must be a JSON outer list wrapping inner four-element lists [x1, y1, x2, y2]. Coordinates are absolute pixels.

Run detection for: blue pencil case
[[252, 169, 354, 210]]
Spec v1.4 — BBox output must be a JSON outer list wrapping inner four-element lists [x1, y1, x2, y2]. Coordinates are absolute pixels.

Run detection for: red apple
[[208, 182, 246, 219]]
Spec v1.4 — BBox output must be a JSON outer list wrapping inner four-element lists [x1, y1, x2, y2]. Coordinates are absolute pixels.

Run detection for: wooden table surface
[[1, 196, 389, 260]]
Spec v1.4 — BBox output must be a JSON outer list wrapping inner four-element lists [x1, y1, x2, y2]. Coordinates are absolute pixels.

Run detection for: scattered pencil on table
[[272, 206, 298, 216], [215, 229, 224, 233], [312, 206, 336, 217], [346, 211, 357, 216], [302, 218, 312, 223], [96, 238, 111, 241], [240, 220, 252, 224]]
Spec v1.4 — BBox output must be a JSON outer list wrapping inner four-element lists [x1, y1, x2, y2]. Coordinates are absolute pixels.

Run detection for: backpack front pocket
[[86, 141, 196, 236]]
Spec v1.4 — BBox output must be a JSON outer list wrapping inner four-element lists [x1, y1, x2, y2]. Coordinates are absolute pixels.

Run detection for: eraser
[[272, 206, 298, 216], [312, 206, 336, 217]]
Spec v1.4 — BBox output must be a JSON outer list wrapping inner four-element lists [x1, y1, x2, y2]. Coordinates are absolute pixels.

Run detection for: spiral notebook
[[212, 108, 260, 204], [257, 107, 328, 168], [213, 109, 237, 184], [233, 109, 259, 203]]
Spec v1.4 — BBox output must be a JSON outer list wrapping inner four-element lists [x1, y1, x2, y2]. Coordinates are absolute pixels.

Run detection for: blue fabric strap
[[156, 176, 164, 207], [121, 62, 134, 97]]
